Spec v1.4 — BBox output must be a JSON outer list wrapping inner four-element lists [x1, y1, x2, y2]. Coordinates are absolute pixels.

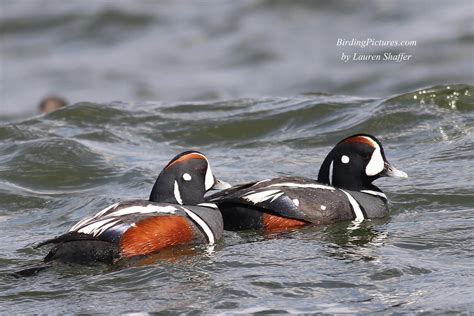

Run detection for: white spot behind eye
[[341, 155, 350, 164], [321, 205, 327, 210], [183, 173, 192, 181]]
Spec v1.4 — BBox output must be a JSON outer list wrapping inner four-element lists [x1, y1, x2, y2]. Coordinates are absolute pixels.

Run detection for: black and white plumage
[[36, 151, 231, 265], [208, 134, 407, 231]]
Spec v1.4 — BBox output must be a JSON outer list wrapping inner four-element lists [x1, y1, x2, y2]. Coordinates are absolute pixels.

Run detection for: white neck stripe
[[328, 160, 334, 185], [174, 181, 183, 205]]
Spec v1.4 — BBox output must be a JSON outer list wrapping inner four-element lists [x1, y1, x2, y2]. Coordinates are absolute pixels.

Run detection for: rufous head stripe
[[166, 153, 207, 169], [341, 136, 377, 149]]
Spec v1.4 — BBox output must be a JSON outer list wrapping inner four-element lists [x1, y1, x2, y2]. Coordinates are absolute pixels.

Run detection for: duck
[[36, 151, 231, 265], [207, 134, 408, 231]]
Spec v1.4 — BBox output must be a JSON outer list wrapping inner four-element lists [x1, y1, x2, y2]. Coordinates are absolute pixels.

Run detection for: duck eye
[[182, 173, 192, 181]]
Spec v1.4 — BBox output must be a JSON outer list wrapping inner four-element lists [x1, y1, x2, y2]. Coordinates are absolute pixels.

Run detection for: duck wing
[[209, 177, 355, 225]]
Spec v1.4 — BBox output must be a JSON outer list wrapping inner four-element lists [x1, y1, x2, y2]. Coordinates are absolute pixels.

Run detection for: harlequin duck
[[208, 134, 407, 231], [36, 151, 231, 265]]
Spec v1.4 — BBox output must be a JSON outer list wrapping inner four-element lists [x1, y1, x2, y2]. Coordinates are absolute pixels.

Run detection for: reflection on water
[[319, 220, 390, 263]]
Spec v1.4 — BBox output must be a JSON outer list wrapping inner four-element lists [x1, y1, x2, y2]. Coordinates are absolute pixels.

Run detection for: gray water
[[1, 0, 474, 314], [0, 85, 473, 314], [1, 0, 473, 117]]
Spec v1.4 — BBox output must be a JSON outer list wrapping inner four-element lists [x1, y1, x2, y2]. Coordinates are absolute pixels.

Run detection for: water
[[1, 0, 473, 117], [1, 0, 474, 313], [0, 84, 472, 314]]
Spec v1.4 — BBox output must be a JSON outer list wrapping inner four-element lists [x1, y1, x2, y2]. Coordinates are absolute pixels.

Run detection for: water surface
[[1, 0, 473, 117], [0, 84, 473, 313]]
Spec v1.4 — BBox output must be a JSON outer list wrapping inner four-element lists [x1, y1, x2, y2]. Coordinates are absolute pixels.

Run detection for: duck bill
[[381, 161, 408, 178], [211, 177, 232, 190]]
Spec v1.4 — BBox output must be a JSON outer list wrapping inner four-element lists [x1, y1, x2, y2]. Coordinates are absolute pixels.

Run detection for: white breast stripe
[[268, 182, 335, 191], [340, 189, 365, 222], [181, 207, 215, 244], [360, 190, 387, 199]]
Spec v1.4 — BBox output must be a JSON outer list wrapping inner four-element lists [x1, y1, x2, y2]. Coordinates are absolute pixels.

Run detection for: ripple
[[0, 137, 118, 190], [0, 86, 472, 314]]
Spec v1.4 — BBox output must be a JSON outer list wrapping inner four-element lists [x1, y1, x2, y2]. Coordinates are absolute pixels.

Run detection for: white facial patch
[[365, 146, 384, 176], [341, 155, 350, 164], [174, 180, 183, 205], [204, 159, 214, 191], [183, 173, 192, 181]]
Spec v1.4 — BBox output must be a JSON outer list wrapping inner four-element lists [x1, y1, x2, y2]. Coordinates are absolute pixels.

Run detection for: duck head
[[149, 151, 231, 205], [317, 134, 407, 191]]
